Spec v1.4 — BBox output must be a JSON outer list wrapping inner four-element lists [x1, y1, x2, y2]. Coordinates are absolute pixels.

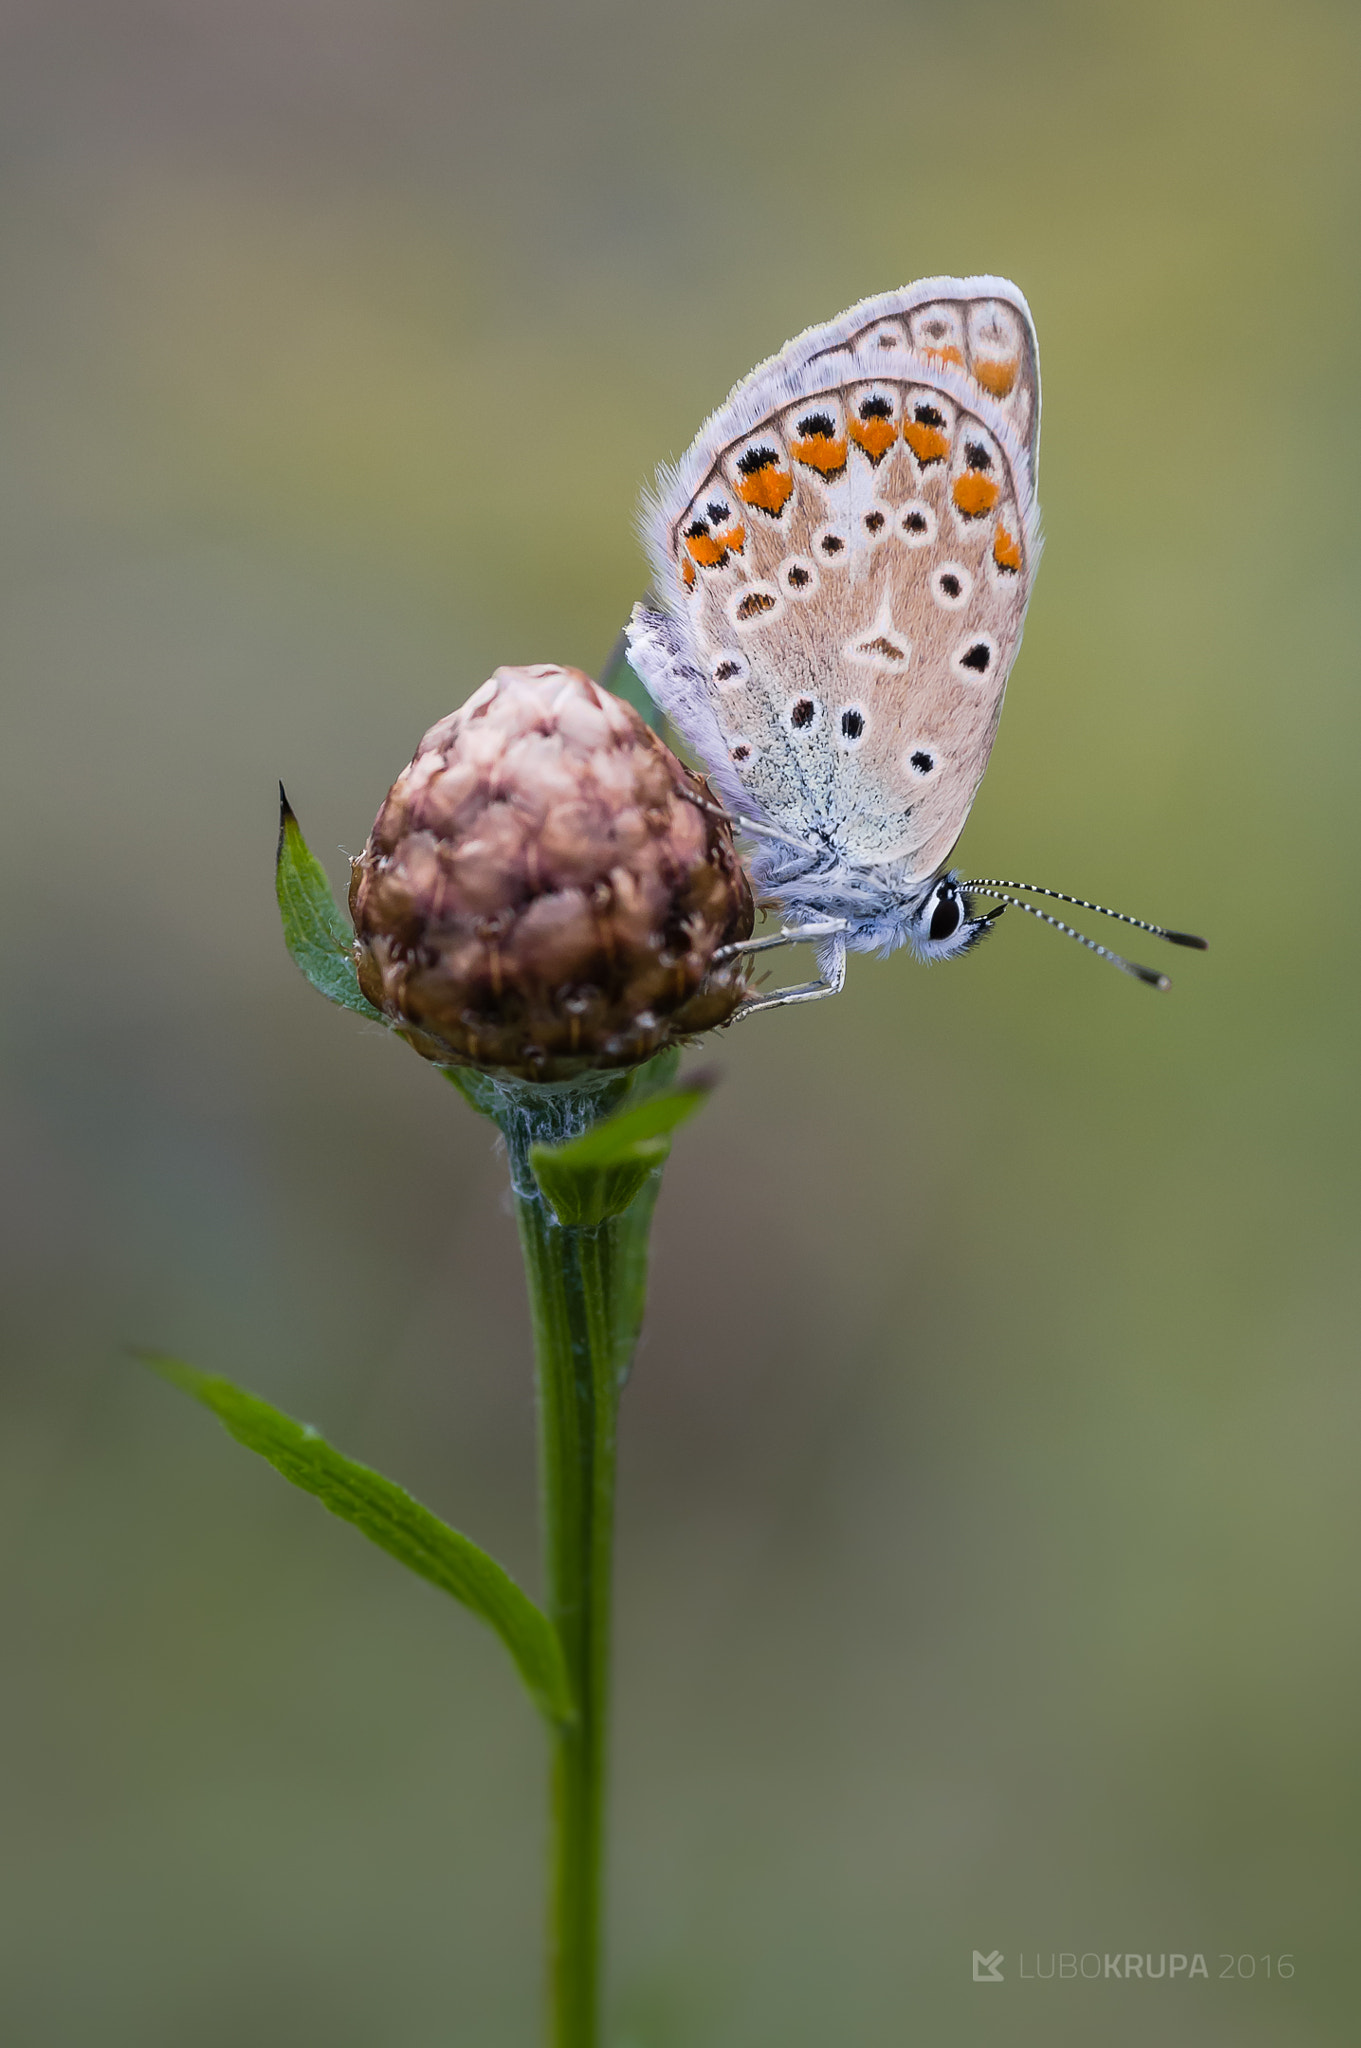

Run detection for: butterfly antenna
[[963, 890, 1173, 987], [961, 878, 1207, 950]]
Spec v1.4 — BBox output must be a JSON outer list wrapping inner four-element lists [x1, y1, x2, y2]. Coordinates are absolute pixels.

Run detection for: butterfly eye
[[929, 889, 962, 943]]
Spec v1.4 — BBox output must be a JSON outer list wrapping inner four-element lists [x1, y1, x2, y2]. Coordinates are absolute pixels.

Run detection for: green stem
[[467, 1067, 667, 2048], [515, 1194, 616, 2048]]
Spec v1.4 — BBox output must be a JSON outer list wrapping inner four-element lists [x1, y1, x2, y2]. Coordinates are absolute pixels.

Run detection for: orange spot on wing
[[791, 432, 848, 475], [903, 420, 950, 465], [848, 416, 899, 462], [735, 466, 794, 515], [716, 522, 746, 556], [992, 521, 1022, 573], [681, 557, 697, 589], [952, 473, 1001, 519], [923, 345, 964, 367], [973, 355, 1019, 397], [684, 530, 730, 568]]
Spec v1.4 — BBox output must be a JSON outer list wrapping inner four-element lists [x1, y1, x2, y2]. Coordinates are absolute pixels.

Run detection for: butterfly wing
[[628, 277, 1041, 885]]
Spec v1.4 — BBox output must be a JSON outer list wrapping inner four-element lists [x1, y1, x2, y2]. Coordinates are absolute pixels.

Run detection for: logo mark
[[973, 1950, 1005, 1982]]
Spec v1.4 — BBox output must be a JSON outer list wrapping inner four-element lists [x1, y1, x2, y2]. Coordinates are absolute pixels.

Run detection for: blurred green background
[[2, 1, 1358, 2042]]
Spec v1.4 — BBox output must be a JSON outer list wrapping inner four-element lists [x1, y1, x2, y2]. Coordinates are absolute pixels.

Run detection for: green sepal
[[444, 1045, 681, 1127], [138, 1352, 574, 1727], [528, 1080, 713, 1227], [276, 786, 384, 1020]]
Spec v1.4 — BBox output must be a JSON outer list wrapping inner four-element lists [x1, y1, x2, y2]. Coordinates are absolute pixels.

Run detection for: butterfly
[[623, 275, 1204, 1014]]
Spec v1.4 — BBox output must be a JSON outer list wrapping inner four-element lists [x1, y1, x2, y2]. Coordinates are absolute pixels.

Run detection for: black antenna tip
[[1131, 962, 1172, 989], [1164, 928, 1208, 950]]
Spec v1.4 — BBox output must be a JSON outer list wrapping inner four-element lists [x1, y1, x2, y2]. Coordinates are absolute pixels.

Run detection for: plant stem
[[473, 1067, 668, 2048], [515, 1192, 616, 2048]]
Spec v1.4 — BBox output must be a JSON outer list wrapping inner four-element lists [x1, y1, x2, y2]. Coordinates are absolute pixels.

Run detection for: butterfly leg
[[731, 813, 819, 854], [680, 789, 816, 858], [731, 937, 847, 1019], [713, 917, 849, 964]]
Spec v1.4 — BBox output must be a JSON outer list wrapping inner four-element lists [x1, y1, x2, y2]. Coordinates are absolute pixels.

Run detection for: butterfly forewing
[[631, 278, 1040, 887], [638, 298, 1035, 881], [792, 280, 1039, 476]]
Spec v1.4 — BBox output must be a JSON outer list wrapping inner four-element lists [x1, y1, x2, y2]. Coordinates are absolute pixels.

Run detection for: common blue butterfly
[[625, 276, 1204, 1012]]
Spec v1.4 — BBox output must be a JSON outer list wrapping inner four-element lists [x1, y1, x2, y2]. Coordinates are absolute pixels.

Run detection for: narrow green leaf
[[139, 1352, 574, 1726], [276, 786, 384, 1020], [605, 1167, 664, 1383], [544, 1083, 712, 1168], [618, 1045, 682, 1105], [529, 1081, 712, 1227]]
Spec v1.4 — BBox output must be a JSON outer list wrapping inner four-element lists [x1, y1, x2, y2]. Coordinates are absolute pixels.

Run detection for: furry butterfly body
[[627, 275, 1045, 1005]]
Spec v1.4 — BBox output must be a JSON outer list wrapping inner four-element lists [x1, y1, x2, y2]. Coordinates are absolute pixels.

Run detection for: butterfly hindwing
[[631, 278, 1041, 885]]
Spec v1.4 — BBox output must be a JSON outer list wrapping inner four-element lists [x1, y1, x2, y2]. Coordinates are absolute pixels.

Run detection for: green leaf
[[276, 786, 384, 1020], [139, 1352, 574, 1727], [619, 1045, 682, 1105], [529, 1080, 712, 1227]]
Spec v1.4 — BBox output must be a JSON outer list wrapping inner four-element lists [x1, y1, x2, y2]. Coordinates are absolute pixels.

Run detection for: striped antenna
[[960, 878, 1207, 950], [962, 889, 1174, 988]]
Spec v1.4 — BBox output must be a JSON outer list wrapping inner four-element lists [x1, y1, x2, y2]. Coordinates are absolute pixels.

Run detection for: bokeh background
[[3, 2, 1358, 2042]]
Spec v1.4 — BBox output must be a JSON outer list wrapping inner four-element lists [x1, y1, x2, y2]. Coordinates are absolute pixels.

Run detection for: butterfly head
[[902, 873, 1003, 963]]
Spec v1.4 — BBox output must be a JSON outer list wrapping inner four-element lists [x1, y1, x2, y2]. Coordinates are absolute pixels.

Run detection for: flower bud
[[349, 665, 754, 1079]]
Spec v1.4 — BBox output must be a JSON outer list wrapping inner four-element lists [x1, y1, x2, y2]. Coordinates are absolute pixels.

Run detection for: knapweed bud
[[349, 665, 754, 1079]]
